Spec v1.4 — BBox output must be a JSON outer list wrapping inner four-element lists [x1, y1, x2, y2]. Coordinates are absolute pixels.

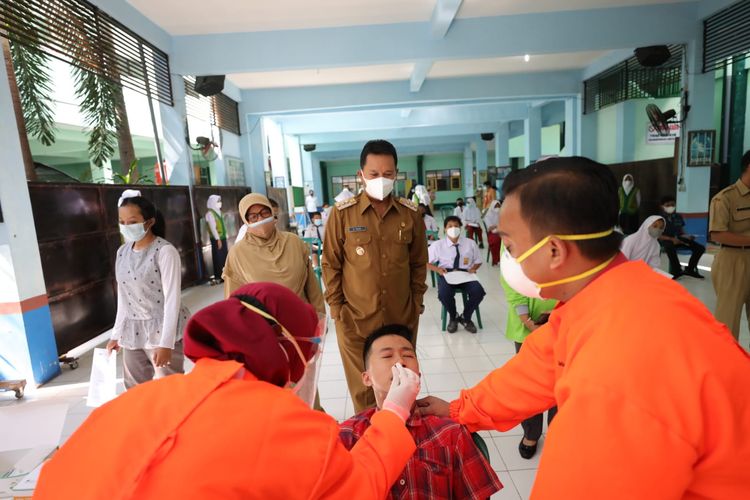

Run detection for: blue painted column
[[564, 97, 580, 156], [475, 136, 488, 173], [240, 110, 268, 195], [677, 39, 713, 214], [616, 101, 637, 162], [463, 145, 475, 197], [0, 48, 60, 385], [495, 123, 510, 166], [525, 106, 542, 164], [160, 73, 193, 186]]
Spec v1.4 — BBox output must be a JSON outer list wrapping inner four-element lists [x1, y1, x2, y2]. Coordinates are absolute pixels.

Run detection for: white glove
[[382, 363, 421, 423]]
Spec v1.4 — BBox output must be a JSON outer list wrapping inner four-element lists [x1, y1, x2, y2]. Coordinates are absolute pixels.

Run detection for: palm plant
[[9, 41, 56, 147]]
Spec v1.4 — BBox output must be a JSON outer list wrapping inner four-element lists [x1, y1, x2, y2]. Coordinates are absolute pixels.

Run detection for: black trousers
[[661, 237, 705, 275], [437, 275, 485, 321], [619, 213, 639, 235], [514, 342, 557, 441], [210, 238, 228, 280]]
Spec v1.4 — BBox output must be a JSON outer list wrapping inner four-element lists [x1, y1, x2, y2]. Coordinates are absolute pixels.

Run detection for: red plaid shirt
[[339, 408, 502, 500]]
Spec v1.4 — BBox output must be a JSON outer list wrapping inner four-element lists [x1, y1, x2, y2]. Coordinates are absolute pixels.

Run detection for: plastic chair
[[302, 237, 323, 288], [471, 433, 490, 463], [440, 288, 483, 331]]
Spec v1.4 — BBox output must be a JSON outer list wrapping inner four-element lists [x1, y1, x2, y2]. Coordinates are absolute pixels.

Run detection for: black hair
[[456, 197, 464, 202], [120, 196, 166, 238], [418, 203, 433, 218], [502, 157, 623, 260], [742, 150, 750, 174], [360, 139, 398, 169], [363, 324, 414, 367], [310, 211, 321, 219], [444, 215, 463, 228], [660, 195, 676, 205], [483, 181, 493, 187]]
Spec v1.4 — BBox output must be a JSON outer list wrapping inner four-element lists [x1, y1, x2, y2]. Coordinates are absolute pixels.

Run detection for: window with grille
[[1, 0, 173, 105], [331, 175, 359, 196], [426, 169, 462, 191], [703, 0, 750, 72], [583, 44, 683, 114], [184, 76, 241, 135]]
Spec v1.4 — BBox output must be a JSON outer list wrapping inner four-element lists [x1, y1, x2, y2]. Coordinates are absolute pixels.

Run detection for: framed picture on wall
[[687, 130, 716, 167]]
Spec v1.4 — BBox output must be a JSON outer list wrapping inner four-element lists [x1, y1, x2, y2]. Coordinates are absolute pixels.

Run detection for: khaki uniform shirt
[[322, 193, 428, 337], [709, 179, 750, 238]]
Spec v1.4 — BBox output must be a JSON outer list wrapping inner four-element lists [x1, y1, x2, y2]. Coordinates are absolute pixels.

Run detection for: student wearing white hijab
[[206, 195, 228, 283], [483, 200, 502, 266], [620, 215, 667, 272]]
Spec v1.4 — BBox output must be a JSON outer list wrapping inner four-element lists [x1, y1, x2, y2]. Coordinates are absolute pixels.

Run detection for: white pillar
[[475, 136, 488, 172], [525, 106, 542, 164], [240, 112, 268, 195], [0, 47, 60, 384], [160, 74, 192, 185], [564, 97, 580, 156], [463, 145, 474, 197]]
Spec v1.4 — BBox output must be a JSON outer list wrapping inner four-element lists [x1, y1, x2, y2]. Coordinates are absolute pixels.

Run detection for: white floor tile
[[482, 341, 518, 356], [418, 357, 460, 375], [492, 471, 522, 500], [317, 379, 349, 400], [509, 469, 538, 500], [454, 355, 496, 372], [425, 372, 466, 392], [462, 370, 491, 387], [318, 364, 346, 382], [494, 435, 545, 471], [415, 344, 453, 360]]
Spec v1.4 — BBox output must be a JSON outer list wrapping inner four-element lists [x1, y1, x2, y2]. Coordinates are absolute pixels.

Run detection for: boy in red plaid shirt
[[338, 324, 502, 499]]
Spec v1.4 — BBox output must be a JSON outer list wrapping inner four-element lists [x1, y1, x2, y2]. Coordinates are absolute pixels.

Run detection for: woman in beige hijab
[[223, 194, 325, 314]]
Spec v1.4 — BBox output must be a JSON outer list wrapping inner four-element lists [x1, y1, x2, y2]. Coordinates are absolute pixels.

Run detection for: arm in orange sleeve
[[449, 325, 557, 433], [531, 385, 696, 498], [311, 410, 417, 499]]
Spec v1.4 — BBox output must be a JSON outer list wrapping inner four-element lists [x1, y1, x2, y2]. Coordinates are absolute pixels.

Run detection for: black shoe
[[518, 438, 538, 459], [460, 317, 478, 334], [447, 319, 458, 333], [672, 272, 683, 280], [684, 268, 704, 279], [478, 244, 485, 249]]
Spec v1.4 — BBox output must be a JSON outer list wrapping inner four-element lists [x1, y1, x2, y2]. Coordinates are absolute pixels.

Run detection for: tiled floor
[[2, 251, 748, 500]]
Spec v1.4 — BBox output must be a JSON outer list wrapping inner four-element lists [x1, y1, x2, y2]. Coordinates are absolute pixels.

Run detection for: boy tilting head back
[[338, 324, 502, 499]]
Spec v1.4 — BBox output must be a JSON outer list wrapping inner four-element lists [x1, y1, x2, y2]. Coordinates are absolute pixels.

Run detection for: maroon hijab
[[184, 282, 319, 387]]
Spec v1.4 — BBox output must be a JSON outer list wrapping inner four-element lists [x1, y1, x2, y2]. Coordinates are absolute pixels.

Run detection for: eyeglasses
[[246, 208, 272, 222]]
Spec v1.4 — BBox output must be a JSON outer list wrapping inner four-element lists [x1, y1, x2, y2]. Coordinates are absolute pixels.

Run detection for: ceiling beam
[[431, 0, 463, 39], [410, 60, 433, 92], [241, 70, 580, 114], [298, 122, 509, 144], [170, 3, 698, 75]]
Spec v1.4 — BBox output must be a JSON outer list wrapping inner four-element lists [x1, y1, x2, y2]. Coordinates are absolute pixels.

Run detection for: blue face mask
[[313, 219, 322, 226]]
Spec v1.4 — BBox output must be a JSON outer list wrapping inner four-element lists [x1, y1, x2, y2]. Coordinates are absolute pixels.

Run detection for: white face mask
[[446, 227, 461, 239], [648, 227, 664, 239], [622, 179, 634, 193], [361, 173, 394, 200], [249, 216, 275, 229], [467, 199, 475, 206], [501, 249, 542, 299], [663, 206, 676, 214], [119, 223, 148, 242], [216, 202, 222, 210]]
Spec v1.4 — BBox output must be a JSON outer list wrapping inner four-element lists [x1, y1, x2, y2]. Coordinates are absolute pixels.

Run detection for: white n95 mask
[[446, 227, 461, 239], [362, 174, 394, 201], [501, 249, 542, 299], [120, 223, 147, 242]]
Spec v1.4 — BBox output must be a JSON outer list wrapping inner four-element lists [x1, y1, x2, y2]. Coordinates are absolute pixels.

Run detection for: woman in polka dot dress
[[106, 190, 190, 388]]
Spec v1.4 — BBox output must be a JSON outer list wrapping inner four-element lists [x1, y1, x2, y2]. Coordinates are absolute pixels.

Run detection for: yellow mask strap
[[538, 255, 616, 289], [516, 229, 615, 263], [239, 301, 307, 368]]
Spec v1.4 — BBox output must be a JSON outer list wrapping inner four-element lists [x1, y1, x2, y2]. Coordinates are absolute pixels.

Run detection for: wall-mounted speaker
[[480, 133, 495, 141], [303, 144, 316, 152], [194, 75, 226, 96], [634, 46, 671, 67]]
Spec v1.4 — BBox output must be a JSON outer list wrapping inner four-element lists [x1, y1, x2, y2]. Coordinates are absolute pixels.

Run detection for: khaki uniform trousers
[[712, 248, 750, 340]]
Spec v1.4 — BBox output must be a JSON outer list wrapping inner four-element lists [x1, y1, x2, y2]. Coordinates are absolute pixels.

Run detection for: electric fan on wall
[[190, 136, 219, 162], [646, 90, 690, 137]]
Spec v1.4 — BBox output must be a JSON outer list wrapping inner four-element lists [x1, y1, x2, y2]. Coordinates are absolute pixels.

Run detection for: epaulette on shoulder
[[335, 197, 357, 211], [398, 197, 418, 212]]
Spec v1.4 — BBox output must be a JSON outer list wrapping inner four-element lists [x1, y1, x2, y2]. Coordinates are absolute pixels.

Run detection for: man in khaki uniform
[[709, 150, 750, 341], [323, 140, 428, 412]]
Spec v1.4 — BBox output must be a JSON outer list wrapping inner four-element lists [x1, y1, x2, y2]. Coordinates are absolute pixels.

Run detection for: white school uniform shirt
[[303, 223, 325, 242], [453, 206, 465, 218], [462, 204, 482, 228], [428, 236, 482, 271], [423, 215, 439, 232], [305, 195, 319, 212]]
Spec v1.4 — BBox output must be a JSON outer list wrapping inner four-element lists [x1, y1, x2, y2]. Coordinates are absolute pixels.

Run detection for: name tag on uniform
[[463, 257, 469, 266], [348, 226, 367, 232]]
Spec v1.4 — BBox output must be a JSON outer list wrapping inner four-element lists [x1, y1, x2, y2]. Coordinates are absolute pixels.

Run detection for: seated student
[[462, 198, 484, 248], [427, 216, 485, 333], [303, 211, 326, 268], [453, 198, 465, 218], [658, 195, 705, 279], [621, 215, 670, 275], [339, 324, 503, 500], [419, 203, 439, 240]]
